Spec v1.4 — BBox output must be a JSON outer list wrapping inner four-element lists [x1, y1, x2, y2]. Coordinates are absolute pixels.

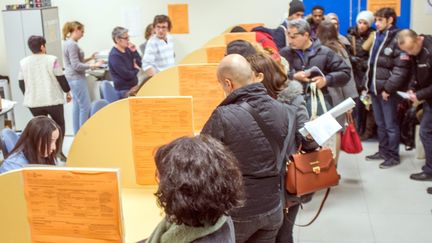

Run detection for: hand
[[90, 60, 105, 69], [133, 59, 140, 70], [91, 52, 98, 60], [128, 42, 137, 52], [145, 67, 156, 77], [408, 90, 418, 103], [127, 85, 140, 97], [381, 90, 390, 101], [313, 76, 327, 89], [66, 92, 72, 103], [293, 71, 311, 82]]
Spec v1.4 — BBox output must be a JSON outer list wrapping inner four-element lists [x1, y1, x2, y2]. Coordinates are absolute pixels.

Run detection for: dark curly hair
[[154, 135, 244, 227]]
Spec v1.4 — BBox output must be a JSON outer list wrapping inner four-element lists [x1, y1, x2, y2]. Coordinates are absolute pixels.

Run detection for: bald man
[[398, 29, 432, 187], [201, 54, 295, 242]]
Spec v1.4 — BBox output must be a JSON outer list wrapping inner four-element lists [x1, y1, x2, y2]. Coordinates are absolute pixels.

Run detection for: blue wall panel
[[302, 0, 411, 35]]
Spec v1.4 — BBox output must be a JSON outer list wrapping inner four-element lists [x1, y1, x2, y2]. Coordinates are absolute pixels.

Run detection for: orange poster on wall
[[22, 168, 123, 243], [367, 0, 401, 16], [168, 4, 189, 34], [129, 97, 194, 185]]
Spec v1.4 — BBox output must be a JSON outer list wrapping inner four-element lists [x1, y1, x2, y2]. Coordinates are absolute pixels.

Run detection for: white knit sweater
[[19, 54, 65, 108]]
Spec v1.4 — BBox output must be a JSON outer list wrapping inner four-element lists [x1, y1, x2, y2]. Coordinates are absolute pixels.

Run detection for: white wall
[[411, 0, 432, 34], [0, 0, 289, 75]]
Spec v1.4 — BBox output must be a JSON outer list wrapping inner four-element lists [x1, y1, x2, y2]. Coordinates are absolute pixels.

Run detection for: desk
[[122, 186, 163, 243]]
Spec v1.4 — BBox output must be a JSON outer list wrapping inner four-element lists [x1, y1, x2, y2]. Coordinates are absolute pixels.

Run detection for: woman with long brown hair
[[0, 116, 63, 173]]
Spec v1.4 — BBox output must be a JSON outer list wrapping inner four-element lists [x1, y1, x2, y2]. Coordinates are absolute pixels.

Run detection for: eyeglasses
[[119, 36, 130, 41], [287, 32, 303, 39], [155, 25, 168, 30]]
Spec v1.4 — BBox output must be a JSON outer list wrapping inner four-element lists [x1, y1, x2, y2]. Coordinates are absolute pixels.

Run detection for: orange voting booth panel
[[129, 98, 194, 185], [224, 32, 256, 45], [206, 46, 226, 63], [178, 64, 225, 132], [239, 23, 264, 31]]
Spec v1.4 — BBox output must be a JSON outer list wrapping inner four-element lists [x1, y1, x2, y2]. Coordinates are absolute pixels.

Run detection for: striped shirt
[[142, 34, 175, 72]]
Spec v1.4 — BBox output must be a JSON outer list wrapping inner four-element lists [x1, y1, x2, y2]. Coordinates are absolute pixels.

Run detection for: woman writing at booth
[[0, 116, 62, 174]]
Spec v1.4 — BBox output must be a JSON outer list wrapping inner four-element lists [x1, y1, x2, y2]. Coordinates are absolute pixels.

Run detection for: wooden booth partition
[[137, 64, 224, 133], [204, 32, 256, 47], [67, 97, 194, 188], [179, 45, 226, 64]]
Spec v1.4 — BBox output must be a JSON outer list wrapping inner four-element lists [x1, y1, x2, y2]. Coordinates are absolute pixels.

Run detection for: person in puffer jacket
[[363, 8, 411, 169]]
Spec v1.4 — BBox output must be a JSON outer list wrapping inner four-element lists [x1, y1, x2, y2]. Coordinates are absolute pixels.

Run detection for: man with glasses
[[108, 26, 142, 98], [142, 15, 175, 77]]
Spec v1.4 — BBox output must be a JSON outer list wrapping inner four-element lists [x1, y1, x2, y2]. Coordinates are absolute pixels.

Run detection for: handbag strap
[[286, 188, 331, 227], [239, 102, 295, 173], [309, 83, 328, 120]]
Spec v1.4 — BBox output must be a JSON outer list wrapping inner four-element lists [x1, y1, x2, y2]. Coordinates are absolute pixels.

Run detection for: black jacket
[[346, 27, 374, 90], [409, 35, 432, 104], [201, 83, 314, 218], [280, 40, 351, 93], [364, 27, 411, 94]]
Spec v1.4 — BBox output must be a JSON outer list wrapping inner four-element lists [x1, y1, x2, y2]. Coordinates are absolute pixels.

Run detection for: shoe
[[365, 152, 385, 161], [410, 172, 432, 181], [427, 187, 432, 194], [379, 159, 400, 169]]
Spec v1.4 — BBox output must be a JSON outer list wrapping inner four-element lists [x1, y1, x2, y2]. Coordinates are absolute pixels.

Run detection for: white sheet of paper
[[397, 91, 410, 99], [304, 113, 342, 146]]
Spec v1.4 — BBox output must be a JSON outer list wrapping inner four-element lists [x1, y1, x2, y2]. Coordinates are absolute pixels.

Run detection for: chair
[[100, 80, 120, 103], [90, 99, 109, 116], [1, 128, 19, 157]]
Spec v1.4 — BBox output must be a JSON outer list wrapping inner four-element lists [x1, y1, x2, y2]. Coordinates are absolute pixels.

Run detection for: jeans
[[116, 89, 129, 100], [371, 93, 400, 161], [420, 103, 432, 174], [68, 79, 91, 134], [233, 203, 283, 243], [276, 203, 300, 243]]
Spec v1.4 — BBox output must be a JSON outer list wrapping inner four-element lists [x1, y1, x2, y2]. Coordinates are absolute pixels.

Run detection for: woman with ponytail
[[62, 21, 103, 134]]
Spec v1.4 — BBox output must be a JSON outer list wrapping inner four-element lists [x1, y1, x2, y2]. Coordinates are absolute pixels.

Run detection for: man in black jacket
[[363, 8, 411, 169], [279, 19, 351, 105], [202, 54, 314, 243], [398, 30, 432, 187]]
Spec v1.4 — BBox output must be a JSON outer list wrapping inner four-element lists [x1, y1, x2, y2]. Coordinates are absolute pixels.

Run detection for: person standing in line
[[62, 21, 103, 134], [142, 15, 175, 78], [18, 36, 71, 161], [306, 5, 325, 39], [139, 24, 154, 56], [363, 8, 411, 168], [397, 30, 432, 190]]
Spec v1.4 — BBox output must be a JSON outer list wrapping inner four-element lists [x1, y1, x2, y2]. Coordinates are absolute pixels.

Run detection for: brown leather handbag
[[286, 147, 340, 197]]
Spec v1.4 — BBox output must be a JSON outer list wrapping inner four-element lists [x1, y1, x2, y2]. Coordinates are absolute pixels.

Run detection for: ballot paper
[[299, 97, 356, 137], [304, 113, 342, 145], [397, 91, 410, 99]]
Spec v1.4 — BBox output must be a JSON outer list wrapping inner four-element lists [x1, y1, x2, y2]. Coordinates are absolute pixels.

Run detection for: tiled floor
[[294, 141, 432, 243], [61, 137, 432, 243]]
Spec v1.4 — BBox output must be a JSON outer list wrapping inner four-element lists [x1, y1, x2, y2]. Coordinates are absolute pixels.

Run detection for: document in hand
[[22, 167, 124, 243], [304, 113, 342, 145], [397, 91, 410, 99], [299, 97, 356, 139]]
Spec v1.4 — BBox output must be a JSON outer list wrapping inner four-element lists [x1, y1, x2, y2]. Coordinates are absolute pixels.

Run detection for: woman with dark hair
[[144, 135, 244, 243], [139, 24, 154, 55], [245, 53, 318, 243], [0, 116, 62, 173], [316, 20, 359, 126]]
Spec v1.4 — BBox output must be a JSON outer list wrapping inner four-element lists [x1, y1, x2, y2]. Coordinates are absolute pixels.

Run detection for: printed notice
[[224, 32, 256, 45], [168, 4, 189, 34], [206, 46, 226, 63], [22, 168, 123, 243], [129, 98, 194, 185], [178, 65, 225, 131], [367, 0, 401, 16]]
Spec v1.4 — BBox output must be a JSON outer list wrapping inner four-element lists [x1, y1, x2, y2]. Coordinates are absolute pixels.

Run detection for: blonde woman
[[62, 21, 103, 134]]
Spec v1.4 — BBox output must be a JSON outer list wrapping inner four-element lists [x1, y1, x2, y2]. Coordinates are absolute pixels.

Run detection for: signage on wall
[[367, 0, 401, 16], [427, 0, 432, 15]]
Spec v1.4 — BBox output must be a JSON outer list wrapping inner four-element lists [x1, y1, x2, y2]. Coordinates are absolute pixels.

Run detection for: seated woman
[[144, 135, 244, 243], [0, 116, 62, 174]]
